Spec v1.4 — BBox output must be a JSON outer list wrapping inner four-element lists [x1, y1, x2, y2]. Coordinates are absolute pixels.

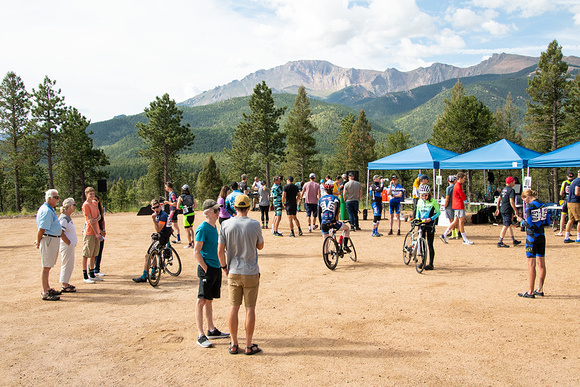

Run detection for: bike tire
[[147, 250, 161, 287], [164, 247, 182, 277], [323, 236, 339, 270], [403, 231, 413, 265], [345, 237, 357, 262], [415, 238, 427, 274]]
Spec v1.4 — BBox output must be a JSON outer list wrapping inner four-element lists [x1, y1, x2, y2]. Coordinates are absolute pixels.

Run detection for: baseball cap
[[202, 199, 221, 211], [506, 176, 515, 184], [420, 174, 429, 181], [568, 172, 574, 178], [391, 174, 398, 179], [309, 173, 316, 179], [373, 175, 382, 180], [448, 175, 457, 182], [342, 173, 347, 179], [181, 184, 189, 190], [234, 194, 251, 208]]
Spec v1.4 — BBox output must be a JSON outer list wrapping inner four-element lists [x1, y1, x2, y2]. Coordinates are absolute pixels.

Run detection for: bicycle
[[146, 233, 182, 287], [322, 224, 357, 270], [402, 219, 429, 273]]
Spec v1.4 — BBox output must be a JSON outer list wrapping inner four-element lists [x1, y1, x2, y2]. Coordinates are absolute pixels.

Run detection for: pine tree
[[495, 92, 522, 144], [345, 109, 375, 175], [136, 93, 195, 195], [31, 76, 66, 189], [0, 71, 33, 211], [196, 154, 222, 202], [284, 86, 318, 182], [524, 39, 573, 200]]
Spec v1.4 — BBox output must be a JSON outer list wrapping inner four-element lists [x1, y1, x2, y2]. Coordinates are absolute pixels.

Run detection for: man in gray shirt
[[218, 194, 264, 355], [343, 173, 362, 231]]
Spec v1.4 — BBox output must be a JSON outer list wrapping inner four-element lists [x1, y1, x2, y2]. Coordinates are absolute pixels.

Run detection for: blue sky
[[1, 0, 579, 122]]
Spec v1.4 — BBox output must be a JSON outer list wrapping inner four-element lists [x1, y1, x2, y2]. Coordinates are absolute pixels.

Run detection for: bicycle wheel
[[322, 236, 339, 270], [403, 231, 414, 265], [164, 247, 182, 276], [147, 250, 161, 287], [344, 237, 357, 262], [415, 237, 428, 274]]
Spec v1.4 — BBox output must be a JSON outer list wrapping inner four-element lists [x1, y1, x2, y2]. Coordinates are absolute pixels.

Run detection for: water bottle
[[520, 220, 525, 232]]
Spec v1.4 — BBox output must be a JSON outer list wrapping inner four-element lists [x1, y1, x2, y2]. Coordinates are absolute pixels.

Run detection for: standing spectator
[[132, 198, 173, 283], [302, 173, 321, 232], [412, 173, 421, 218], [59, 198, 78, 293], [177, 184, 197, 249], [282, 176, 303, 237], [164, 182, 181, 243], [556, 172, 574, 236], [35, 189, 62, 301], [516, 189, 550, 298], [271, 176, 284, 237], [387, 174, 404, 235], [218, 194, 264, 356], [93, 194, 106, 277], [416, 184, 440, 270], [319, 179, 326, 198], [369, 175, 384, 237], [217, 185, 231, 225], [440, 172, 474, 245], [258, 181, 270, 229], [564, 169, 580, 243], [225, 182, 242, 218], [443, 175, 458, 239], [82, 187, 104, 283], [251, 176, 261, 210], [194, 199, 230, 348], [494, 176, 522, 248], [343, 172, 362, 231], [239, 174, 249, 195]]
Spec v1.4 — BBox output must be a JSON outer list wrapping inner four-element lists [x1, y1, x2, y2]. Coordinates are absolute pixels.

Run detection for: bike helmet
[[418, 184, 431, 195], [324, 183, 334, 191]]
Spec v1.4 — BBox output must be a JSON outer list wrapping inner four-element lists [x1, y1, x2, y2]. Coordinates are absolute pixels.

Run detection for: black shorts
[[305, 203, 318, 217], [321, 221, 344, 235], [562, 201, 568, 214], [197, 265, 222, 300], [526, 234, 546, 258], [285, 203, 297, 216], [170, 210, 178, 222], [501, 211, 514, 226]]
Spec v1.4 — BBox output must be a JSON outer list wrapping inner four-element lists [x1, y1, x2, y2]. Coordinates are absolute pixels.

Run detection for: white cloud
[[471, 0, 554, 18]]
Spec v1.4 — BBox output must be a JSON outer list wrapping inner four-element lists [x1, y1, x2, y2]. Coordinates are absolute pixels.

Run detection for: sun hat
[[202, 199, 221, 211]]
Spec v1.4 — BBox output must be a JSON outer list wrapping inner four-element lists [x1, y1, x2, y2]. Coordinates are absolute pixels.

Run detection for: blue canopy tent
[[366, 143, 459, 205], [528, 141, 580, 168]]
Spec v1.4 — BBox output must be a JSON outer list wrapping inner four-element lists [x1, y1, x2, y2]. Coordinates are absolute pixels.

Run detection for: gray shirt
[[218, 216, 263, 275], [343, 180, 362, 202], [258, 185, 270, 206]]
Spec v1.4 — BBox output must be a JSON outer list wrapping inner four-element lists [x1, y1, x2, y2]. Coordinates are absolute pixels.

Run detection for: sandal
[[245, 343, 262, 355], [41, 292, 60, 301], [48, 288, 62, 296], [228, 343, 239, 355], [518, 292, 535, 299], [61, 284, 76, 293]]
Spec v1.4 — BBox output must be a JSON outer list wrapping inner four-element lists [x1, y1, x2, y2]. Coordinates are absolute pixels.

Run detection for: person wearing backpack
[[177, 185, 197, 249]]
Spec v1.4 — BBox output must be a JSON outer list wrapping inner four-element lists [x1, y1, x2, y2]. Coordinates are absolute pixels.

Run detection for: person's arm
[[61, 233, 71, 246], [193, 241, 207, 273], [35, 228, 45, 249], [257, 241, 264, 250], [152, 213, 165, 232], [510, 197, 517, 214], [576, 185, 580, 196], [494, 195, 501, 215], [281, 190, 286, 204], [218, 243, 228, 275]]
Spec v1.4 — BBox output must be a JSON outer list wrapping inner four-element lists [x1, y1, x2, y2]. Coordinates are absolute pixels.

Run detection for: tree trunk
[[14, 167, 21, 212], [467, 169, 473, 201], [265, 161, 271, 191], [552, 100, 558, 203], [47, 132, 54, 189]]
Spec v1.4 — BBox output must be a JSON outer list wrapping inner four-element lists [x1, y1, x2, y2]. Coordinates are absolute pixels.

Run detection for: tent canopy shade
[[439, 139, 542, 170], [368, 143, 459, 170], [528, 141, 580, 168]]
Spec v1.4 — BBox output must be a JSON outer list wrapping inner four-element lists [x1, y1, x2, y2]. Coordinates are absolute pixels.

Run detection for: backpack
[[181, 194, 194, 214]]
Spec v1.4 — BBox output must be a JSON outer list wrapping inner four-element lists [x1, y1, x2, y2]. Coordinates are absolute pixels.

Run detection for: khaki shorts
[[568, 202, 580, 222], [40, 235, 60, 268], [228, 273, 260, 308], [82, 234, 100, 257]]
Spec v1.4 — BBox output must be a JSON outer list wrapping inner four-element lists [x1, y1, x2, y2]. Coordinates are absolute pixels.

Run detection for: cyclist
[[416, 184, 440, 271], [369, 175, 384, 237], [177, 184, 197, 249], [132, 198, 173, 283], [556, 172, 574, 236], [318, 183, 351, 252], [387, 174, 405, 235]]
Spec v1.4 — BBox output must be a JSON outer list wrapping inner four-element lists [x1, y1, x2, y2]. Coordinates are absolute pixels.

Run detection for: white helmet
[[418, 184, 431, 195]]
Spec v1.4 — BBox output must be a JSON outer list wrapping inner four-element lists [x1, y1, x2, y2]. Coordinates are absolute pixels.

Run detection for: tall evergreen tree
[[196, 154, 222, 202], [0, 71, 33, 211], [225, 119, 257, 180], [495, 92, 522, 144], [345, 109, 375, 175], [524, 39, 572, 200], [567, 72, 580, 134], [231, 81, 286, 188], [31, 76, 66, 189], [284, 86, 318, 182], [56, 107, 109, 201], [136, 93, 195, 195]]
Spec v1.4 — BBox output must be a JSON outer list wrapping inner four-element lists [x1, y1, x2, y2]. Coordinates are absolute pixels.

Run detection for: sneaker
[[518, 292, 535, 299], [388, 229, 393, 235], [95, 272, 105, 277], [207, 328, 230, 338], [439, 235, 448, 244], [197, 335, 212, 348], [41, 292, 60, 301], [564, 238, 573, 243], [424, 264, 434, 270], [132, 276, 147, 283], [463, 240, 474, 245], [84, 278, 96, 284], [397, 230, 401, 236], [308, 228, 312, 233], [343, 245, 351, 253], [184, 243, 193, 249], [273, 231, 283, 237], [376, 232, 383, 237], [90, 276, 103, 282], [172, 240, 181, 244], [371, 232, 378, 237], [313, 225, 319, 230], [298, 229, 303, 236], [289, 232, 295, 237], [512, 240, 521, 246], [497, 242, 510, 248], [576, 239, 580, 243]]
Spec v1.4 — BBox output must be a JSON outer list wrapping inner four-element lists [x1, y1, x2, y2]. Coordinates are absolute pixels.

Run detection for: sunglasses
[[152, 205, 160, 209], [52, 196, 60, 199]]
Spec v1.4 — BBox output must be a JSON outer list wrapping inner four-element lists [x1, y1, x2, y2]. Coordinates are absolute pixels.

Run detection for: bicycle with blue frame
[[322, 221, 357, 270], [402, 219, 429, 273], [147, 232, 182, 287]]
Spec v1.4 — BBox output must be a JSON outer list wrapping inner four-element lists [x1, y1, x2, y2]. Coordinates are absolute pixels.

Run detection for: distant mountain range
[[179, 54, 580, 108]]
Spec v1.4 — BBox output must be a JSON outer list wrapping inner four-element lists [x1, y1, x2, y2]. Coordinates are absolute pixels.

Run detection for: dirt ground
[[1, 208, 579, 386]]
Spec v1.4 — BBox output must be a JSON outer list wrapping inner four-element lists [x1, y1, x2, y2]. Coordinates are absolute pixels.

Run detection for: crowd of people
[[34, 169, 580, 353]]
